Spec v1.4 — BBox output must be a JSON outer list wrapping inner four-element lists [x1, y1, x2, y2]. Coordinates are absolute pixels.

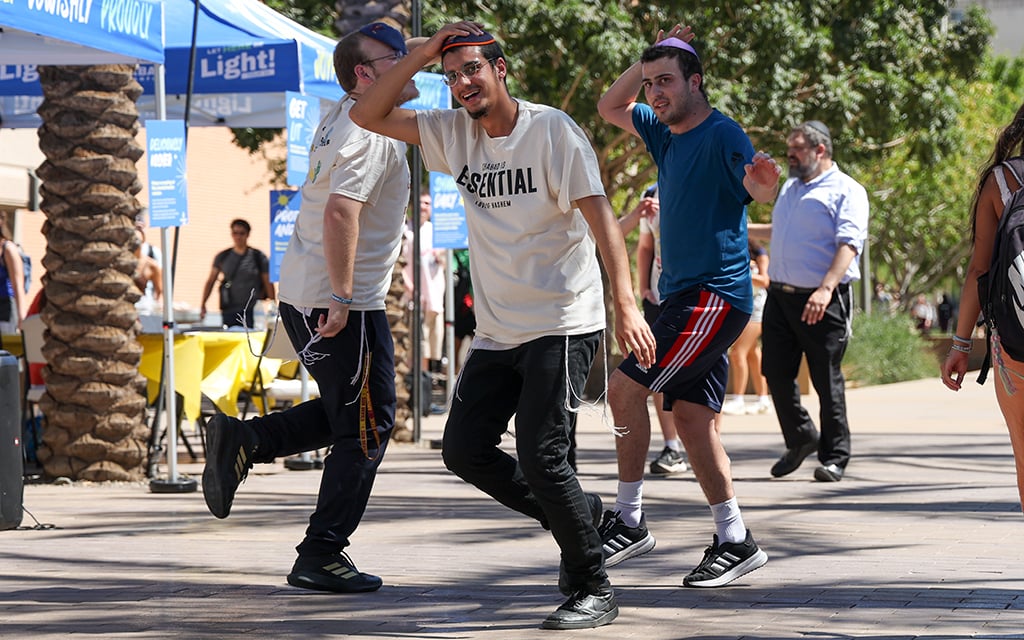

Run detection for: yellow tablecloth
[[138, 331, 281, 421], [1, 333, 22, 356]]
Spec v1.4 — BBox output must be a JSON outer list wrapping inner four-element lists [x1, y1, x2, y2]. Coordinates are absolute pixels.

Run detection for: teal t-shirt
[[633, 106, 754, 314]]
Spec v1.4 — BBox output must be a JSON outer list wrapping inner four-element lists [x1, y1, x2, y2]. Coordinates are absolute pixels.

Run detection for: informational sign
[[145, 120, 188, 227], [430, 172, 467, 250], [285, 91, 320, 187], [269, 190, 300, 282]]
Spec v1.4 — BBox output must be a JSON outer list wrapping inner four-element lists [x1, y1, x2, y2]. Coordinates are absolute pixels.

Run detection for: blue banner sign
[[430, 172, 468, 250], [269, 190, 300, 283], [146, 120, 189, 228], [285, 92, 320, 187]]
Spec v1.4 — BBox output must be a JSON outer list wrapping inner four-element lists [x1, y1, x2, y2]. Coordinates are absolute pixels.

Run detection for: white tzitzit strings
[[562, 332, 623, 435]]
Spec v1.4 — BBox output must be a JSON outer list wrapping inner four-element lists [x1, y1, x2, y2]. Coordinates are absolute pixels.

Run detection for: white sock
[[758, 395, 770, 403], [709, 497, 747, 544], [665, 438, 682, 452], [725, 394, 741, 401], [615, 480, 644, 528]]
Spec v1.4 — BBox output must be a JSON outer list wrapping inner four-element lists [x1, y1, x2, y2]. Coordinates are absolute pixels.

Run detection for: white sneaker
[[720, 397, 746, 415], [747, 398, 772, 414]]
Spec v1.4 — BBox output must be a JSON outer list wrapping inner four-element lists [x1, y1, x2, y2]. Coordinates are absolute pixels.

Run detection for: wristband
[[951, 335, 972, 345], [330, 293, 353, 305], [949, 343, 971, 354]]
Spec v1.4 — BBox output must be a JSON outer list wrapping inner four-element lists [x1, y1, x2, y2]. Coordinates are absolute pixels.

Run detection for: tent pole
[[149, 62, 196, 494]]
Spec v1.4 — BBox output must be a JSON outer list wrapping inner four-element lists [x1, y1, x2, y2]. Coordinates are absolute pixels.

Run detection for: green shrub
[[843, 311, 938, 386]]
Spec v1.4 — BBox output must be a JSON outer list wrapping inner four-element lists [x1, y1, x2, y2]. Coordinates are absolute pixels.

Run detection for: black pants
[[221, 305, 255, 329], [247, 303, 396, 556], [761, 285, 852, 468], [442, 331, 605, 589]]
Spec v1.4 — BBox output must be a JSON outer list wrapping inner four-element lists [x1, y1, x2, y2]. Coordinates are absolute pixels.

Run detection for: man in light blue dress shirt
[[762, 121, 869, 482]]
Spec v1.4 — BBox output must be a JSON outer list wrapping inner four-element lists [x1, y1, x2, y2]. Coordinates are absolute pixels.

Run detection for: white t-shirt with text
[[416, 100, 606, 345], [279, 97, 409, 311]]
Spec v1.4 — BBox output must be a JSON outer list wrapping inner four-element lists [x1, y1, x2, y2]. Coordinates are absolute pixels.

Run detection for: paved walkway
[[3, 377, 1024, 639]]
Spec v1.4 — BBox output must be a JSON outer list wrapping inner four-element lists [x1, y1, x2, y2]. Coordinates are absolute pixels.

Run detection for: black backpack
[[977, 157, 1024, 384]]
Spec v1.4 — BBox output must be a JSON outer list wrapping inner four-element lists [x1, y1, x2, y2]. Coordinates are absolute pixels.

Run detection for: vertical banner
[[405, 72, 450, 111], [430, 172, 467, 249], [270, 190, 301, 283], [145, 120, 188, 227], [285, 91, 320, 187]]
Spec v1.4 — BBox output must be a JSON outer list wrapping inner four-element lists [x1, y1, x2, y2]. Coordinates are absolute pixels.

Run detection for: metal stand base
[[149, 476, 198, 493]]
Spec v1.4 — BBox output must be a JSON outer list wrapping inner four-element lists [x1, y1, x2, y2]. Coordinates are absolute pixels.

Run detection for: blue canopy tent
[[0, 0, 165, 127], [0, 0, 164, 66], [1, 0, 342, 128]]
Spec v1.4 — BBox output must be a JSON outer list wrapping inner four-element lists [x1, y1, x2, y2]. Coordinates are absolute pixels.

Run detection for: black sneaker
[[558, 493, 604, 595], [286, 552, 383, 593], [541, 584, 618, 630], [599, 510, 655, 567], [650, 446, 688, 475], [683, 529, 768, 588], [202, 413, 258, 519]]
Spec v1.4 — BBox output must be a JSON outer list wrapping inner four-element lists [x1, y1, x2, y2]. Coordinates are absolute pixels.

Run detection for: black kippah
[[441, 31, 497, 53]]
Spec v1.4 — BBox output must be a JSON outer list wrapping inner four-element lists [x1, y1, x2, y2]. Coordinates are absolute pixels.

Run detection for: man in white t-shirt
[[201, 22, 420, 595], [352, 22, 655, 631]]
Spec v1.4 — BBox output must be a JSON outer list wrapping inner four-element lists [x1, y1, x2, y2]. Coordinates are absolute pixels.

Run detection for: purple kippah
[[359, 22, 407, 55], [441, 31, 497, 53], [655, 37, 699, 61]]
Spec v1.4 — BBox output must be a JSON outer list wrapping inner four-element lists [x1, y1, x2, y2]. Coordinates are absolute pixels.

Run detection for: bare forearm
[[821, 244, 857, 292], [324, 202, 359, 300], [597, 62, 641, 132]]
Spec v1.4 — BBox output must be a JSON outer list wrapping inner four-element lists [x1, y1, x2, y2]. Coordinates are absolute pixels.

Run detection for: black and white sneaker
[[599, 510, 656, 567], [682, 529, 767, 588], [650, 446, 688, 475]]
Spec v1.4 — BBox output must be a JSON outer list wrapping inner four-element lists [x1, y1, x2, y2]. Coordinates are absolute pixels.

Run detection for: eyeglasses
[[441, 59, 496, 87], [360, 51, 405, 67]]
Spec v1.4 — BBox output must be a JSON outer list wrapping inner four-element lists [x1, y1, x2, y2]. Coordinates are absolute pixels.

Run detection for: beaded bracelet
[[949, 343, 971, 354], [951, 335, 972, 346], [330, 293, 353, 305]]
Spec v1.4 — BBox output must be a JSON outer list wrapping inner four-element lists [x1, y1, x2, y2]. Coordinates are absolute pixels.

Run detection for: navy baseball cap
[[358, 22, 407, 55]]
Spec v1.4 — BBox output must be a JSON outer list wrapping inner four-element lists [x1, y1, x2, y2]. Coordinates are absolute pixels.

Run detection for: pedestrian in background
[[200, 218, 274, 328], [762, 121, 869, 483]]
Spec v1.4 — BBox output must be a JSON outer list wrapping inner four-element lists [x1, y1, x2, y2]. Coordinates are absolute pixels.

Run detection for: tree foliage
[[871, 56, 1024, 305], [423, 1, 991, 212]]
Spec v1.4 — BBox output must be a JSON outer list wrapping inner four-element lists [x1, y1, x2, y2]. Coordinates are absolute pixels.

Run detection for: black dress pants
[[761, 284, 852, 468]]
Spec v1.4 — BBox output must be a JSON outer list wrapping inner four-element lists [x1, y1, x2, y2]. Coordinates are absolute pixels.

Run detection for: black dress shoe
[[770, 438, 819, 478], [814, 463, 844, 482], [541, 585, 618, 630]]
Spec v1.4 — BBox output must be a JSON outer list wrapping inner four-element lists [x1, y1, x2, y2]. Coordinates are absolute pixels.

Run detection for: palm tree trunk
[[34, 64, 149, 482]]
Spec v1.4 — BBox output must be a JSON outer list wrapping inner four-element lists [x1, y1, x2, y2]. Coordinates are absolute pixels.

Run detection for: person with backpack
[[941, 100, 1024, 512], [0, 212, 26, 334], [199, 218, 275, 328]]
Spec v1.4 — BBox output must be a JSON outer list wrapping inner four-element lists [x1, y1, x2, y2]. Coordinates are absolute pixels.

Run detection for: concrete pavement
[[2, 377, 1024, 639]]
